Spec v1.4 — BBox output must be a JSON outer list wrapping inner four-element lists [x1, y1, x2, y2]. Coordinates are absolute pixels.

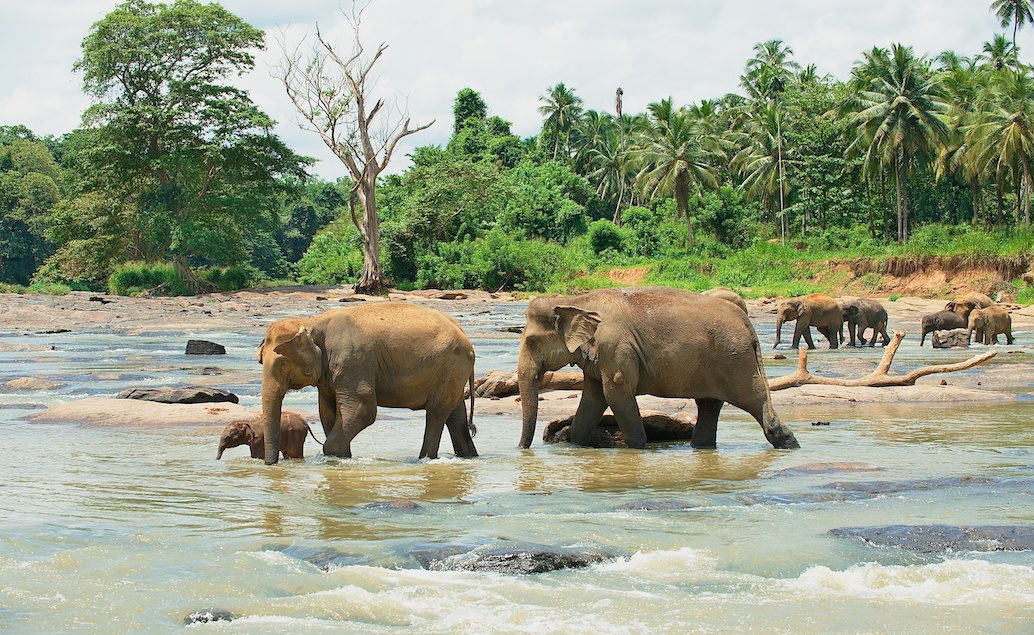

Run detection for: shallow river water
[[1, 301, 1032, 633]]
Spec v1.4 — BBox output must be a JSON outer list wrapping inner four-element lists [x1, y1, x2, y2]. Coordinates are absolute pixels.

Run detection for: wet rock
[[612, 499, 697, 511], [768, 353, 786, 360], [735, 491, 871, 505], [88, 295, 114, 304], [37, 328, 70, 334], [811, 421, 831, 426], [339, 296, 365, 302], [188, 366, 224, 376], [185, 339, 226, 355], [931, 328, 970, 349], [266, 544, 364, 570], [116, 386, 239, 405], [182, 608, 236, 625], [829, 525, 1034, 553], [0, 402, 45, 410], [543, 410, 695, 446], [773, 462, 883, 477], [499, 325, 524, 334], [821, 475, 998, 495], [1, 377, 64, 392], [315, 295, 328, 301], [33, 396, 256, 427], [545, 423, 616, 447], [362, 500, 423, 512], [431, 291, 468, 300], [406, 541, 623, 574]]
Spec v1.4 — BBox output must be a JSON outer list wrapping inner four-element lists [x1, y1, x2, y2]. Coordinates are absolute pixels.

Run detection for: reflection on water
[[0, 303, 1032, 632]]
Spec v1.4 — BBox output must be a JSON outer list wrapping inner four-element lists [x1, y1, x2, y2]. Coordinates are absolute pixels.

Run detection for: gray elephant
[[774, 294, 843, 349], [945, 292, 994, 322], [516, 287, 799, 451], [967, 307, 1014, 345], [256, 303, 478, 464], [702, 287, 748, 314], [839, 298, 890, 347], [919, 310, 967, 346], [217, 412, 316, 460]]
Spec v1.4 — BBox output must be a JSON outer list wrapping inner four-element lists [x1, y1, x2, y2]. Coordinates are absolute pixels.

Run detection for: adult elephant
[[945, 292, 993, 323], [774, 294, 842, 349], [256, 303, 477, 464], [516, 287, 799, 451], [919, 310, 967, 346], [839, 298, 890, 347], [967, 307, 1014, 345], [702, 287, 748, 314]]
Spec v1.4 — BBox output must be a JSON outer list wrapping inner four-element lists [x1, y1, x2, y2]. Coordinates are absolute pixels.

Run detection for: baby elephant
[[217, 412, 318, 460], [919, 310, 967, 346], [840, 298, 890, 347], [967, 307, 1014, 345]]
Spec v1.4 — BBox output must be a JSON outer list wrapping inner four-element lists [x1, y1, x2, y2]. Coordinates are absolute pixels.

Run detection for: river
[[1, 300, 1032, 633]]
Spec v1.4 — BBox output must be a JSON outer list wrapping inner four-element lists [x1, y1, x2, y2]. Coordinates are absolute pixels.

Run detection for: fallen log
[[473, 330, 998, 398], [767, 330, 996, 391]]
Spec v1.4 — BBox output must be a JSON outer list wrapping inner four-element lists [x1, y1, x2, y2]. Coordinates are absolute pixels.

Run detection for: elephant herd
[[221, 286, 1016, 464]]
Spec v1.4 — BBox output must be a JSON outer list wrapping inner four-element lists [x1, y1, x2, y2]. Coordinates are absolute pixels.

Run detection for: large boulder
[[931, 328, 970, 349], [32, 397, 257, 428], [404, 541, 623, 574], [829, 524, 1034, 553], [185, 339, 226, 355], [116, 386, 239, 404]]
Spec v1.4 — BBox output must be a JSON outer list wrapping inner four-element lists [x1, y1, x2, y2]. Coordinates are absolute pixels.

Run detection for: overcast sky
[[0, 0, 1011, 179]]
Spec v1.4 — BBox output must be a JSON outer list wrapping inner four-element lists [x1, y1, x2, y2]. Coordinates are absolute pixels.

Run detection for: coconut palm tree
[[964, 67, 1034, 226], [936, 53, 991, 224], [732, 100, 797, 236], [841, 44, 950, 243], [537, 82, 584, 161], [991, 0, 1034, 53], [631, 99, 723, 245], [979, 34, 1017, 70], [743, 40, 801, 99]]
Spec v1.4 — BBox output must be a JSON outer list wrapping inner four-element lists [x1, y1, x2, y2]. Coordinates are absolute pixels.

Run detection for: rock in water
[[931, 328, 970, 349], [116, 386, 239, 404], [185, 339, 226, 355], [406, 541, 623, 574], [182, 609, 235, 625], [829, 525, 1034, 553], [362, 500, 423, 512], [265, 544, 364, 571], [544, 410, 695, 446]]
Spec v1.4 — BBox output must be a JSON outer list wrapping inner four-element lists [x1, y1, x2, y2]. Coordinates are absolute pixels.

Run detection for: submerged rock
[[612, 499, 697, 511], [829, 525, 1034, 553], [773, 462, 883, 477], [362, 500, 423, 512], [404, 541, 623, 574], [116, 386, 239, 405], [182, 608, 236, 625], [543, 410, 695, 446], [1, 377, 64, 392], [266, 544, 365, 571], [185, 339, 226, 355]]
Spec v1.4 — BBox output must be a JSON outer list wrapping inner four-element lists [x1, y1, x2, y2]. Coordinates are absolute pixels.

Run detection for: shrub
[[417, 230, 574, 292], [587, 220, 626, 255], [296, 223, 364, 285], [108, 262, 190, 296]]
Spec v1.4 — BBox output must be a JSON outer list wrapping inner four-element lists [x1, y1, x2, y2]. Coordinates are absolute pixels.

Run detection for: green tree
[[75, 0, 306, 290], [0, 138, 61, 283], [991, 0, 1034, 53], [453, 88, 488, 134], [980, 33, 1018, 70], [841, 44, 950, 242], [538, 82, 584, 160]]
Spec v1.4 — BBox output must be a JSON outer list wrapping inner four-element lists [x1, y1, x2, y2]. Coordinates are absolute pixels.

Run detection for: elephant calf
[[919, 310, 967, 346], [217, 412, 315, 460], [774, 293, 842, 349], [967, 307, 1014, 345], [946, 292, 994, 323], [839, 298, 889, 347]]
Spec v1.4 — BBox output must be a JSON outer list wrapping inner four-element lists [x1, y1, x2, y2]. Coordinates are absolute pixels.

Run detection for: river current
[[0, 301, 1032, 633]]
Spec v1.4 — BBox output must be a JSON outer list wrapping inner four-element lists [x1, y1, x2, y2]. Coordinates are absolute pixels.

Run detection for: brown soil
[[831, 256, 1030, 301], [608, 266, 650, 284]]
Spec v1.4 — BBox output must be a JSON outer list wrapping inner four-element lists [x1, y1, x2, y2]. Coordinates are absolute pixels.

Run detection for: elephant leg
[[848, 322, 858, 347], [324, 396, 376, 459], [816, 326, 831, 349], [1007, 330, 1015, 345], [318, 388, 337, 437], [802, 326, 817, 349], [569, 378, 609, 446], [691, 398, 723, 449], [420, 407, 450, 460], [602, 390, 647, 450], [444, 403, 478, 458], [790, 323, 803, 349]]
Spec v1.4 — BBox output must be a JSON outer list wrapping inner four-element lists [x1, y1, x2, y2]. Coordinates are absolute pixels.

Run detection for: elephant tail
[[467, 371, 477, 437], [306, 424, 324, 447]]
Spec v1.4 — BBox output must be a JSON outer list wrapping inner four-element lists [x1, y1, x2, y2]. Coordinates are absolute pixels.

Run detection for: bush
[[587, 220, 626, 255], [108, 262, 253, 296], [296, 223, 364, 285], [417, 230, 574, 292]]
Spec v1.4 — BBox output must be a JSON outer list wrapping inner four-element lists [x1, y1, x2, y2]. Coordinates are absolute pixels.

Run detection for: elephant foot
[[768, 429, 800, 449]]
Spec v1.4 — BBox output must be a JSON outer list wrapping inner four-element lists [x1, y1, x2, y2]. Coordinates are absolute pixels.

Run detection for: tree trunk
[[971, 178, 980, 225], [895, 160, 904, 244], [172, 254, 213, 294], [997, 174, 1005, 226], [902, 158, 910, 244], [1015, 169, 1022, 227], [1024, 161, 1032, 226], [675, 172, 693, 246], [354, 174, 391, 293]]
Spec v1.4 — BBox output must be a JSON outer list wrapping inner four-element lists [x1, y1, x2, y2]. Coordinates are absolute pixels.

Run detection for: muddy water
[[1, 303, 1032, 633]]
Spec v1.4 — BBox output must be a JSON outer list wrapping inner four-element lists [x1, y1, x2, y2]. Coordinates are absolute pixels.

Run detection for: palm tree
[[991, 0, 1034, 53], [937, 53, 990, 224], [841, 44, 950, 243], [537, 82, 584, 161], [585, 131, 630, 222], [964, 67, 1034, 226], [979, 34, 1017, 70], [732, 101, 796, 237], [572, 109, 612, 172], [631, 99, 723, 245], [742, 39, 801, 99]]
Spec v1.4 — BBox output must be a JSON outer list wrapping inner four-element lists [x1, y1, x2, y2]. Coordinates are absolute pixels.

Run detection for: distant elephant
[[967, 307, 1014, 345], [774, 294, 842, 349], [839, 298, 890, 347], [217, 412, 316, 460], [702, 287, 748, 314], [945, 292, 993, 322], [516, 287, 799, 451], [919, 310, 967, 346], [256, 303, 477, 464]]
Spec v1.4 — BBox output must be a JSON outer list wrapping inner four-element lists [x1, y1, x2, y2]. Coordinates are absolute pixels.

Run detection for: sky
[[0, 0, 1011, 179]]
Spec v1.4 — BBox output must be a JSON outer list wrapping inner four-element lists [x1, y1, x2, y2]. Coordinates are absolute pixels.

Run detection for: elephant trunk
[[773, 315, 784, 349], [261, 366, 285, 465], [517, 353, 540, 449], [216, 442, 226, 460]]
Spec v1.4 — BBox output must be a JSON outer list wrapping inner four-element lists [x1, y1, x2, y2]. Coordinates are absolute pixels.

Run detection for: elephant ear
[[554, 306, 602, 354], [794, 301, 808, 318], [273, 326, 322, 371]]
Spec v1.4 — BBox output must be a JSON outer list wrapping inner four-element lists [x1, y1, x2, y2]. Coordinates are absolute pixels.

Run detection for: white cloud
[[0, 0, 1007, 179]]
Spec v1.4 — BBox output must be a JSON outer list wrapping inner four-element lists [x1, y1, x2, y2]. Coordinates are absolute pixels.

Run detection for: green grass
[[0, 282, 72, 295], [108, 262, 255, 296]]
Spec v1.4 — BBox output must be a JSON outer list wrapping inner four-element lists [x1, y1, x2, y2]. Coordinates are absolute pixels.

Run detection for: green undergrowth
[[107, 262, 254, 296], [0, 282, 72, 295]]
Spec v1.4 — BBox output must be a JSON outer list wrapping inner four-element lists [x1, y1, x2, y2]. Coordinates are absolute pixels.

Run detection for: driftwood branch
[[767, 330, 997, 391], [472, 331, 998, 398]]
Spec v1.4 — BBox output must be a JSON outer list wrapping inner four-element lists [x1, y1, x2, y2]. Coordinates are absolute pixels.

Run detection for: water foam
[[596, 547, 718, 582]]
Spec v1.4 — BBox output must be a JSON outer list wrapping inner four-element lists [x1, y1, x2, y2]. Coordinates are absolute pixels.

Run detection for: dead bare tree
[[275, 3, 433, 292]]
